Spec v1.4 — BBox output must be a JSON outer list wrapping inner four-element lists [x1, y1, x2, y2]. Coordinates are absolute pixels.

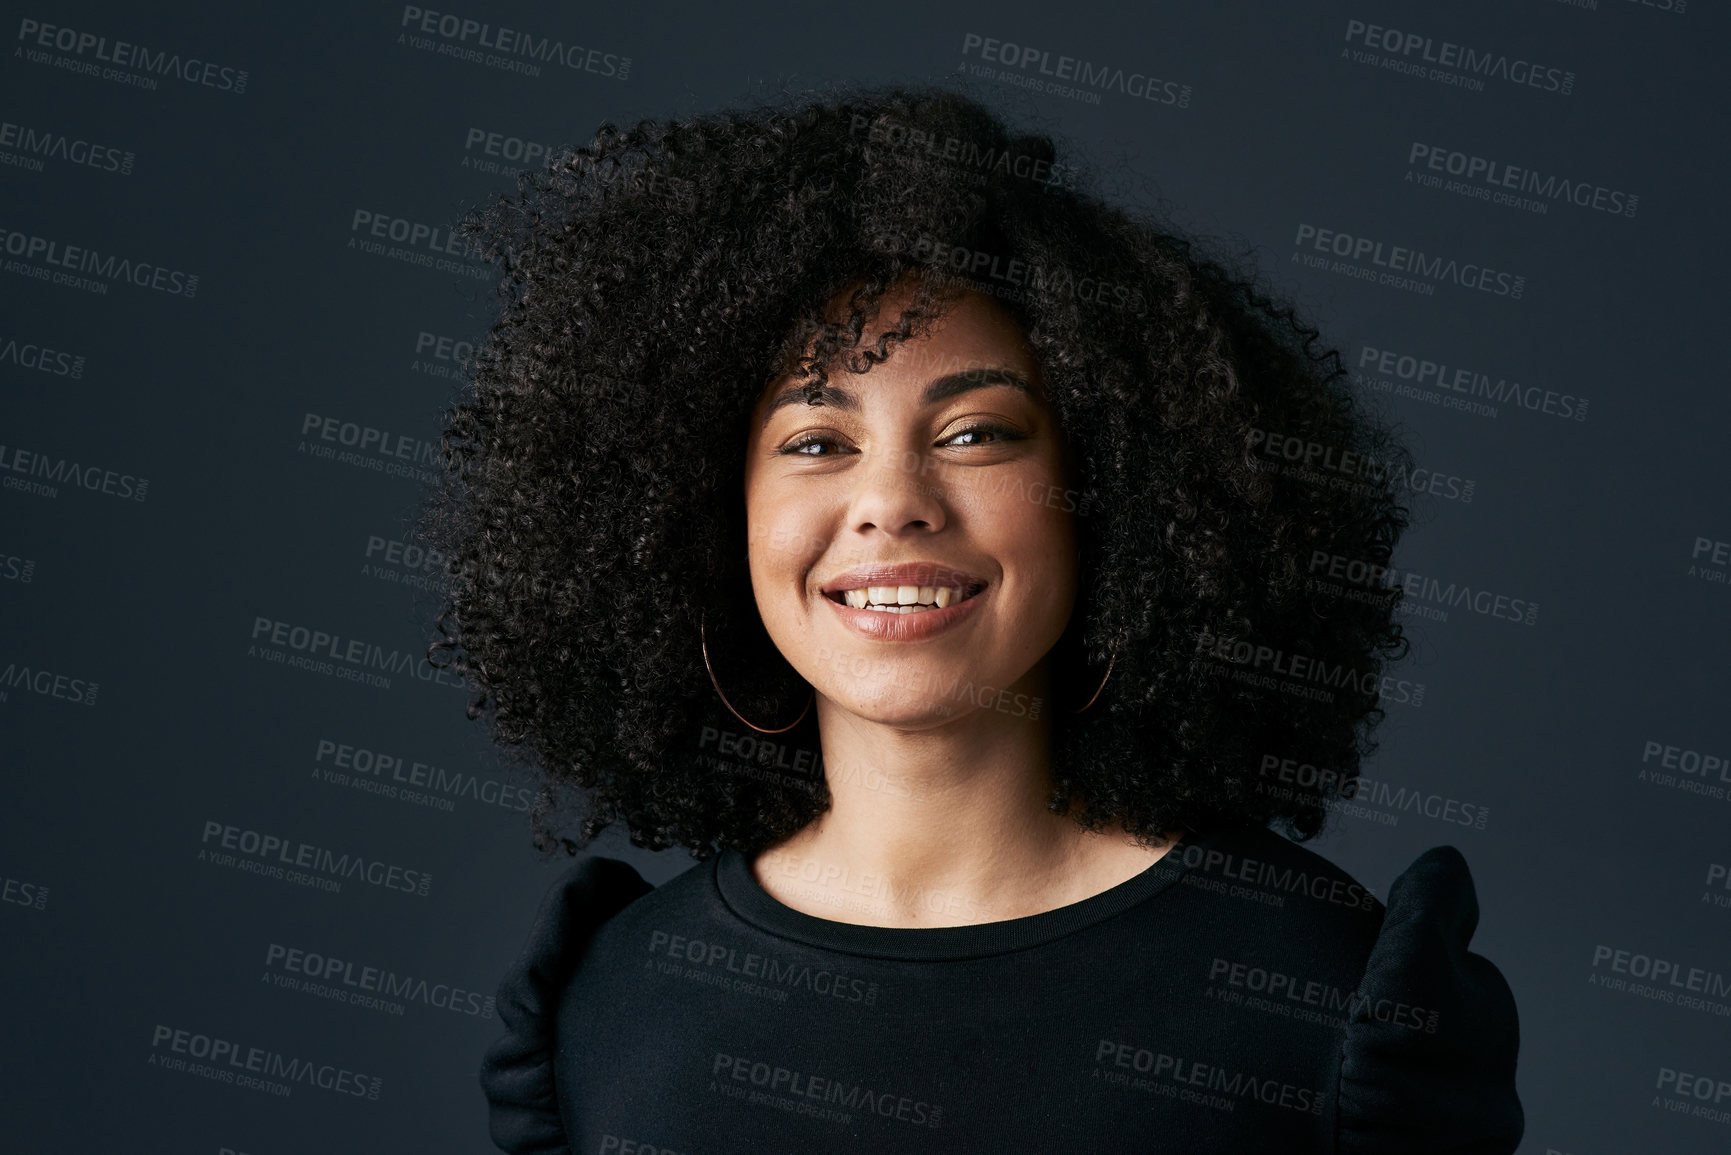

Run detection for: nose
[[846, 444, 948, 537]]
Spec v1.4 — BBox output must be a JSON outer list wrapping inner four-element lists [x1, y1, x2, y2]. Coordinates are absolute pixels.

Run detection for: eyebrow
[[759, 367, 1034, 429]]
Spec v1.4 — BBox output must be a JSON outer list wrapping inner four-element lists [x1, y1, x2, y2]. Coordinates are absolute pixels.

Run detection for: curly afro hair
[[415, 83, 1416, 861]]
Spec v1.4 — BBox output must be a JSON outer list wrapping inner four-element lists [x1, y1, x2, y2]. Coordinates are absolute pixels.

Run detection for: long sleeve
[[478, 855, 655, 1154], [1334, 846, 1524, 1154]]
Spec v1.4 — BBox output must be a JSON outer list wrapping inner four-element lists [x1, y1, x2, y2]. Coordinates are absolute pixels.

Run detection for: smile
[[818, 563, 990, 639], [830, 584, 986, 613]]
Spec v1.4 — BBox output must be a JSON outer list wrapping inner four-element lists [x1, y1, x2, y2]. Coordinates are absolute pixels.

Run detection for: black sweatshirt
[[479, 822, 1523, 1153]]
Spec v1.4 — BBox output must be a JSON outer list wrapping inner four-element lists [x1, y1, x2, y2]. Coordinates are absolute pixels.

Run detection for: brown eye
[[941, 423, 1022, 447], [781, 434, 848, 457]]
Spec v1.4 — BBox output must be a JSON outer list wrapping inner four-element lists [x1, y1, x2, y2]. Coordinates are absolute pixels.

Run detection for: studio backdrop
[[2, 1, 1726, 1152]]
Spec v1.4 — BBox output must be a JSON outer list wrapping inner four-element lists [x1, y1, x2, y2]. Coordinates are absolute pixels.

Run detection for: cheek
[[1031, 507, 1079, 605], [972, 471, 1074, 552], [982, 477, 1078, 614], [1028, 453, 1079, 577], [746, 495, 821, 595]]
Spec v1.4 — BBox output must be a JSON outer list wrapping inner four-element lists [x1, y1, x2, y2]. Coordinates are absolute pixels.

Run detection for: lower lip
[[822, 588, 986, 641]]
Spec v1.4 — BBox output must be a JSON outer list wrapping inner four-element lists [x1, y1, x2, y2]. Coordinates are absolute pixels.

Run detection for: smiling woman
[[741, 279, 1188, 926], [416, 85, 1523, 1153]]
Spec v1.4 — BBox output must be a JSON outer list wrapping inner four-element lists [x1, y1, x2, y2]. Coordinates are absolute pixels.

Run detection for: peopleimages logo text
[[15, 18, 250, 92], [149, 1024, 380, 1098], [1343, 19, 1573, 95], [961, 33, 1191, 107], [398, 6, 629, 78], [200, 820, 432, 896], [264, 942, 495, 1017], [1, 227, 198, 297], [1407, 144, 1636, 219], [0, 443, 148, 501], [1294, 224, 1523, 299], [0, 119, 134, 174], [0, 333, 86, 378], [249, 614, 466, 689]]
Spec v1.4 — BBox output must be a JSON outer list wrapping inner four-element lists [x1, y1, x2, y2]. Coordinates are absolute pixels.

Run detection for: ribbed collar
[[713, 827, 1222, 961]]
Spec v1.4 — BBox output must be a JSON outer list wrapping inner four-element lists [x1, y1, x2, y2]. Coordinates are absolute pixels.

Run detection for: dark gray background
[[2, 1, 1726, 1152]]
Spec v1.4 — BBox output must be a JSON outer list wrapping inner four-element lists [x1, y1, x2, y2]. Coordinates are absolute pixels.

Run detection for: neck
[[751, 672, 1177, 927]]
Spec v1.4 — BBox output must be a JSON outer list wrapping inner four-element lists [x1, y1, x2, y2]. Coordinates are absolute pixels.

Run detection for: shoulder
[[1199, 820, 1367, 882], [1177, 822, 1388, 944], [1331, 844, 1524, 1153], [476, 853, 690, 1154]]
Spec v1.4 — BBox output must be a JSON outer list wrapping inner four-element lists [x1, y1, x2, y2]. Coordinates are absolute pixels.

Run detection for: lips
[[819, 563, 988, 612], [819, 561, 989, 640]]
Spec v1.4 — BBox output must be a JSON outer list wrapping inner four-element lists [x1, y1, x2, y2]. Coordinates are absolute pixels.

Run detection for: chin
[[830, 690, 969, 728], [873, 688, 1008, 728]]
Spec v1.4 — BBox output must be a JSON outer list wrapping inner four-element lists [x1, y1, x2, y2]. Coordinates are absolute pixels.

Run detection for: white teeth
[[837, 583, 974, 612]]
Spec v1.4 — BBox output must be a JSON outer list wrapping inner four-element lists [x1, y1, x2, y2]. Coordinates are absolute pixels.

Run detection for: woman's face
[[743, 281, 1079, 727]]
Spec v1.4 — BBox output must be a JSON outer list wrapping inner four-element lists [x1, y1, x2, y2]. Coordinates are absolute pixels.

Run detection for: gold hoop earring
[[1070, 645, 1116, 714], [698, 610, 814, 735]]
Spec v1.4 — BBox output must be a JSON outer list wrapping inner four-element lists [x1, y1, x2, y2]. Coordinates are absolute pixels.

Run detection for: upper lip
[[820, 562, 988, 596]]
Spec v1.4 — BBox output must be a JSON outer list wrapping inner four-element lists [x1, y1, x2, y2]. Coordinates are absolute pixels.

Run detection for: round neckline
[[714, 827, 1222, 961]]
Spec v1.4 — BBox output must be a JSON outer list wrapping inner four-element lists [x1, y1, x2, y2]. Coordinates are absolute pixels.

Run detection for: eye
[[940, 422, 1023, 447], [779, 433, 849, 457]]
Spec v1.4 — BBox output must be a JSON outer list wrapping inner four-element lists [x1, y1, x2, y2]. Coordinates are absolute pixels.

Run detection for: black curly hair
[[414, 82, 1417, 861]]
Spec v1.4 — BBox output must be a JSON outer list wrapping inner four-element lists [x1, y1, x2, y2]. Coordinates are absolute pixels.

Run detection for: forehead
[[851, 280, 1032, 359], [755, 284, 1041, 418]]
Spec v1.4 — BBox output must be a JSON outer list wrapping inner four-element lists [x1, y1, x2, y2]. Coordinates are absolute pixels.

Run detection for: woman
[[421, 85, 1523, 1152]]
